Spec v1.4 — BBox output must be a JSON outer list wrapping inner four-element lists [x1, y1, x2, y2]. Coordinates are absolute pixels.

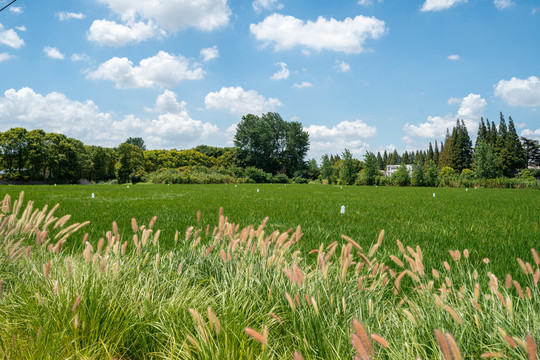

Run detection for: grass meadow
[[0, 184, 538, 359]]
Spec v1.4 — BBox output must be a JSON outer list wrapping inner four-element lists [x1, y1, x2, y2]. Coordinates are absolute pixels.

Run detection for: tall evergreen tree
[[521, 137, 540, 167], [489, 120, 498, 145], [475, 117, 487, 148], [383, 150, 388, 167], [376, 151, 384, 170], [433, 140, 440, 166], [426, 142, 434, 163], [499, 117, 526, 177]]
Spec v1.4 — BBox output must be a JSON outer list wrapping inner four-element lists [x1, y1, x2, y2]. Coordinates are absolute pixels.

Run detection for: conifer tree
[[427, 142, 434, 163], [475, 117, 487, 148], [376, 152, 384, 170], [499, 117, 526, 177], [433, 140, 440, 166]]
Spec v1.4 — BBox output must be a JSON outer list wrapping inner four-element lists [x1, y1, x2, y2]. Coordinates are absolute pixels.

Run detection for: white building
[[385, 164, 412, 177]]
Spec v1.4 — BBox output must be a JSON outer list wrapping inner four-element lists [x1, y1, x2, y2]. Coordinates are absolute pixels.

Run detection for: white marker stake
[[235, 185, 237, 187], [340, 205, 345, 215], [257, 189, 259, 192], [127, 185, 129, 189], [466, 188, 468, 191], [54, 184, 56, 187], [433, 193, 436, 197], [340, 186, 342, 189], [91, 193, 95, 199]]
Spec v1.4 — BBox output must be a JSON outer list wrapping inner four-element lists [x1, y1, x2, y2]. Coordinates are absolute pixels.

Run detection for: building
[[385, 164, 412, 177]]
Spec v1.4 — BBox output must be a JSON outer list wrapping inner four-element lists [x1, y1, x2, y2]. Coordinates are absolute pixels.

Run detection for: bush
[[391, 165, 410, 186], [272, 174, 289, 184], [439, 166, 455, 178]]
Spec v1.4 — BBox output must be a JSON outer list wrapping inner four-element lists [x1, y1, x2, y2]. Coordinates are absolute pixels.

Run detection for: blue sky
[[0, 0, 539, 161]]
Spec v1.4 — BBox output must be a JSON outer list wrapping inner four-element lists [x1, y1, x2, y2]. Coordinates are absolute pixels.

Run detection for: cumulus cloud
[[71, 53, 90, 62], [44, 46, 65, 60], [87, 51, 204, 89], [336, 60, 351, 73], [521, 128, 540, 141], [200, 46, 219, 61], [252, 0, 283, 13], [494, 0, 515, 10], [271, 62, 289, 80], [205, 86, 282, 115], [403, 93, 486, 140], [96, 0, 231, 31], [293, 82, 313, 88], [0, 24, 24, 49], [88, 20, 164, 46], [420, 0, 467, 12], [0, 87, 231, 149], [494, 76, 540, 107], [250, 14, 387, 54], [57, 12, 85, 21], [448, 54, 460, 61], [305, 119, 377, 159], [9, 7, 23, 14], [0, 53, 14, 62]]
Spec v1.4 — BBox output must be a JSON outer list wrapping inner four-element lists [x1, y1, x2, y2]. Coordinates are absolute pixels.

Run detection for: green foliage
[[410, 158, 425, 187], [424, 160, 439, 187], [363, 152, 378, 185], [144, 167, 239, 184], [391, 164, 410, 186], [1, 192, 538, 359], [115, 143, 145, 183], [339, 149, 357, 185], [439, 166, 455, 178], [124, 136, 147, 150], [460, 168, 474, 179], [234, 112, 309, 176], [474, 141, 501, 179]]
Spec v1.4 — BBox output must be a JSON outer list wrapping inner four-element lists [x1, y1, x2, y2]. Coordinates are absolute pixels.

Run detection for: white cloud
[[88, 51, 204, 89], [403, 93, 486, 139], [0, 87, 230, 149], [57, 12, 85, 21], [44, 46, 65, 60], [205, 86, 282, 115], [16, 26, 26, 32], [271, 62, 289, 80], [9, 7, 23, 14], [0, 24, 24, 49], [0, 53, 14, 62], [96, 0, 231, 31], [420, 0, 467, 12], [448, 54, 460, 60], [88, 20, 164, 46], [336, 60, 351, 73], [200, 46, 219, 61], [521, 128, 540, 141], [71, 53, 90, 62], [250, 14, 387, 54], [494, 76, 540, 107], [305, 119, 377, 159], [494, 0, 515, 10], [252, 0, 283, 13], [293, 82, 313, 88], [447, 97, 461, 105], [358, 0, 383, 6]]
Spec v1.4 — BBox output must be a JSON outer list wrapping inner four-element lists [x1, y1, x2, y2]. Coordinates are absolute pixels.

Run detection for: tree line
[[0, 112, 538, 185]]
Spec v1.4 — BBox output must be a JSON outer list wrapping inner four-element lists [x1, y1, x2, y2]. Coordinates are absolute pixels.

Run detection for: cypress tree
[[475, 117, 487, 148], [489, 120, 498, 145], [427, 142, 434, 163], [376, 151, 384, 170], [499, 117, 526, 177], [383, 150, 388, 167], [433, 140, 440, 166]]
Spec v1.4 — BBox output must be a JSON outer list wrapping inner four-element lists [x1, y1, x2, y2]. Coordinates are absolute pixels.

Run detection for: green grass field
[[0, 184, 538, 359], [1, 184, 538, 276]]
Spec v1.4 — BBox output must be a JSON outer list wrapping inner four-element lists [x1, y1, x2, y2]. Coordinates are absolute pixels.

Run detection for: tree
[[391, 164, 410, 186], [474, 141, 501, 179], [499, 117, 526, 177], [116, 143, 145, 183], [521, 137, 540, 167], [0, 127, 28, 173], [234, 112, 309, 176], [433, 140, 440, 166], [26, 129, 49, 178], [410, 158, 425, 186], [424, 160, 438, 187], [125, 137, 147, 151], [446, 120, 473, 172], [320, 154, 334, 183], [339, 149, 357, 185], [306, 159, 320, 180], [363, 152, 378, 185]]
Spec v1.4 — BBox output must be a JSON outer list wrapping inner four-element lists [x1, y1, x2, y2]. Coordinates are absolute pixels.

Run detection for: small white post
[[433, 193, 436, 197], [127, 185, 129, 189], [257, 188, 259, 192], [340, 205, 345, 215], [91, 193, 95, 199]]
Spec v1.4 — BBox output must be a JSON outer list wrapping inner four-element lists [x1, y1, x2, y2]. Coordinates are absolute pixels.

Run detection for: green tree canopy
[[234, 112, 309, 176]]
